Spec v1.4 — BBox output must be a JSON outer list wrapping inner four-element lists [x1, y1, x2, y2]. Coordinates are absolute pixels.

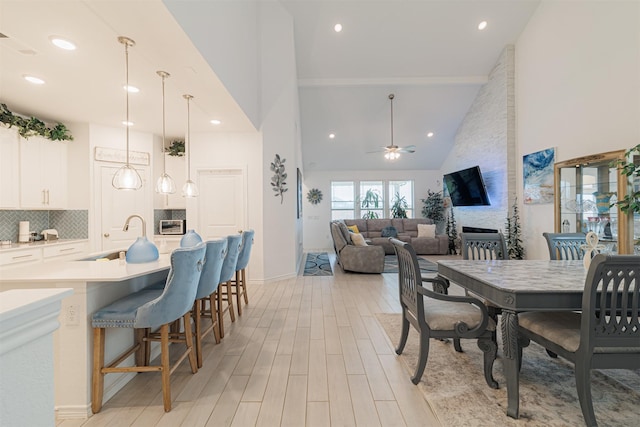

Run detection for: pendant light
[[182, 94, 199, 197], [112, 36, 143, 190], [155, 71, 176, 194]]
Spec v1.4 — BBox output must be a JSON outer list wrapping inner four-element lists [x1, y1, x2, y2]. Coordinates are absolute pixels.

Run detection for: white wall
[[303, 169, 443, 252], [439, 46, 516, 235], [515, 0, 640, 259]]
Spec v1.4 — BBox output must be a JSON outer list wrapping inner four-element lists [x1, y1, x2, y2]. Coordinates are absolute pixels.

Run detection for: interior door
[[100, 166, 149, 251], [197, 169, 246, 239]]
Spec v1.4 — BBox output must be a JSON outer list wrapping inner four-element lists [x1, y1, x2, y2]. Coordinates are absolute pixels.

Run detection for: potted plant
[[421, 190, 445, 233], [505, 197, 525, 259], [446, 208, 459, 254], [165, 140, 185, 156], [360, 189, 380, 219], [390, 192, 408, 218]]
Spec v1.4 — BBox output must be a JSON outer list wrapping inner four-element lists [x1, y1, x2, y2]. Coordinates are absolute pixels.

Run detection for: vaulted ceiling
[[0, 1, 541, 171]]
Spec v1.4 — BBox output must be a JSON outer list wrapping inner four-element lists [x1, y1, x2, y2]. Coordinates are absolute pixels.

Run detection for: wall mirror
[[554, 149, 635, 254]]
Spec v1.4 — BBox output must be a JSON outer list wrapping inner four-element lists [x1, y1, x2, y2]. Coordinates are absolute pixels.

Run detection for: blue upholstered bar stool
[[91, 243, 206, 413], [217, 234, 242, 338], [231, 229, 255, 316], [193, 239, 227, 368]]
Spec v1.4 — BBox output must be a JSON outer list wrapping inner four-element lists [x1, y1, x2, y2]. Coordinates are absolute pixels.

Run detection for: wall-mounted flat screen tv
[[443, 166, 491, 206]]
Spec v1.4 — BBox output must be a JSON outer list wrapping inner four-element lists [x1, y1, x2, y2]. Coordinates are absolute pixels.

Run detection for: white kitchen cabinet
[[0, 126, 19, 208], [0, 247, 42, 269], [19, 135, 68, 209], [42, 241, 88, 262], [163, 154, 186, 209]]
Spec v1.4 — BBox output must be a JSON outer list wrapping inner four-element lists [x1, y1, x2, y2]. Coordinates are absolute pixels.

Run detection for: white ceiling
[[0, 0, 541, 171]]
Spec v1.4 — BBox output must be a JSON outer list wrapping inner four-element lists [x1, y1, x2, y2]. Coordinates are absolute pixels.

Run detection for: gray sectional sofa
[[343, 218, 448, 255], [330, 221, 386, 273]]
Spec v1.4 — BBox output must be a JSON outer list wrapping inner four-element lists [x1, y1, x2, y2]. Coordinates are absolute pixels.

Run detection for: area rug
[[303, 252, 333, 276], [375, 312, 640, 427], [383, 255, 438, 274]]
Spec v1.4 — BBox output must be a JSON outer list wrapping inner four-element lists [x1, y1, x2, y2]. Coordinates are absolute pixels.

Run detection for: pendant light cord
[[184, 94, 193, 181], [125, 41, 130, 167], [161, 73, 167, 174], [389, 93, 394, 147]]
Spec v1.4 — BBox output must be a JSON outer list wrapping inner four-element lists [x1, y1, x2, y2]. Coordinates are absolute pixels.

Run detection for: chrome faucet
[[122, 214, 147, 238]]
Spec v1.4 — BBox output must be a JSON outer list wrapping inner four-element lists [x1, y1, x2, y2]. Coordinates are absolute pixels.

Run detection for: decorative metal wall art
[[270, 154, 287, 204], [307, 188, 323, 205]]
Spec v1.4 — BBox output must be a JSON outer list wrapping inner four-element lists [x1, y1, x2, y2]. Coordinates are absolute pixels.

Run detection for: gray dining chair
[[193, 239, 227, 368], [518, 254, 640, 427], [390, 238, 498, 388], [543, 232, 587, 260], [91, 243, 207, 413]]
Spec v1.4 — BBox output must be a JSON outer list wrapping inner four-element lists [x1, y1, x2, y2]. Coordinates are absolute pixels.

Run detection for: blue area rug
[[383, 255, 438, 273], [304, 252, 333, 276]]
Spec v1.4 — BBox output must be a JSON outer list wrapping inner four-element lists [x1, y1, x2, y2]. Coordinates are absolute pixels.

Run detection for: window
[[331, 180, 414, 219]]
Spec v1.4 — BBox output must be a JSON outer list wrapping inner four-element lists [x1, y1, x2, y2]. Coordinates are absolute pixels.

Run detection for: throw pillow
[[417, 224, 436, 238], [347, 225, 360, 233], [381, 226, 398, 238], [350, 232, 368, 246]]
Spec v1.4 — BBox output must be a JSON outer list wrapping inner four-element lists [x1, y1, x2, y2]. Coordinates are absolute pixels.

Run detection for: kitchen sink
[[79, 250, 126, 261]]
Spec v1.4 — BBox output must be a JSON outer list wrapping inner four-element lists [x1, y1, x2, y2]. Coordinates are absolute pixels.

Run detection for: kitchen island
[[0, 253, 172, 419]]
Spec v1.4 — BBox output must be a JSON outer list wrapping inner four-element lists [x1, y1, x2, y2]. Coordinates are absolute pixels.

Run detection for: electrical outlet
[[65, 304, 79, 326]]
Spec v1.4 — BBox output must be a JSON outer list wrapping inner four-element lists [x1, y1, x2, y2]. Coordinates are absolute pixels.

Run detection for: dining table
[[436, 259, 589, 419]]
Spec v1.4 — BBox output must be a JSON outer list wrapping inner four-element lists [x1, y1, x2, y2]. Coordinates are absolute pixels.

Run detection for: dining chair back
[[461, 232, 508, 260], [518, 254, 640, 426], [543, 232, 587, 260], [193, 239, 227, 367], [217, 234, 242, 337], [390, 238, 498, 388], [91, 243, 206, 413], [232, 229, 255, 316]]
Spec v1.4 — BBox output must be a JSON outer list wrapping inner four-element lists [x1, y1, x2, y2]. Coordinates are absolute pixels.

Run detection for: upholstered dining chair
[[193, 239, 227, 368], [91, 243, 206, 413], [390, 238, 498, 388], [217, 234, 242, 338], [543, 232, 587, 260], [518, 254, 640, 427], [231, 229, 255, 316]]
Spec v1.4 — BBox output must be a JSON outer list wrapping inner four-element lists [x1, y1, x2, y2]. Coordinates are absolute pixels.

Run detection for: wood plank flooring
[[59, 255, 451, 427]]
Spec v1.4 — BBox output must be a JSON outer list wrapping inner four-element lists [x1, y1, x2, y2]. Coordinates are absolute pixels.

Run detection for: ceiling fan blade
[[366, 146, 392, 154], [397, 145, 416, 153]]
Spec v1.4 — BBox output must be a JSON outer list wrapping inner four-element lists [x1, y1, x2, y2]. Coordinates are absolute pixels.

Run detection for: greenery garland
[[0, 103, 73, 141]]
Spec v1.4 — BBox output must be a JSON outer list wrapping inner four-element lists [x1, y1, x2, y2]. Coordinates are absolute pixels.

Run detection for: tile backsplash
[[154, 209, 186, 235], [0, 210, 88, 241]]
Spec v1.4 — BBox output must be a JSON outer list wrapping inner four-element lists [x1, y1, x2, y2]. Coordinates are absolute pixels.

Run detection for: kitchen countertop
[[0, 252, 171, 283], [0, 239, 88, 252]]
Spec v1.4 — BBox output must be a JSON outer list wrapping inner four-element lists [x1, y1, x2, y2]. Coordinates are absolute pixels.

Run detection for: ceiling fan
[[368, 93, 416, 160]]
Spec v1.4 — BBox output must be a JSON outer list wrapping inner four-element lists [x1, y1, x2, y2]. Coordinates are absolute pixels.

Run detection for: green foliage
[[446, 208, 458, 254], [360, 189, 381, 219], [165, 140, 185, 156], [506, 198, 525, 260], [610, 144, 640, 214], [421, 190, 445, 222], [0, 103, 73, 141], [390, 192, 408, 218], [270, 154, 287, 204]]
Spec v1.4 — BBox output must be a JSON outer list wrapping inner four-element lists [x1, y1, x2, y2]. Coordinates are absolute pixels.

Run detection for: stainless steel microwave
[[159, 220, 186, 235]]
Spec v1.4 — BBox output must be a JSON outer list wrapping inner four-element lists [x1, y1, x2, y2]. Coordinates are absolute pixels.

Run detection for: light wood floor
[[59, 254, 457, 427]]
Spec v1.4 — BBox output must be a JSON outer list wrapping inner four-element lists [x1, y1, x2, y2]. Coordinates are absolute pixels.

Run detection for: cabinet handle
[[46, 189, 50, 205], [60, 247, 75, 252], [12, 254, 34, 260], [42, 189, 46, 205]]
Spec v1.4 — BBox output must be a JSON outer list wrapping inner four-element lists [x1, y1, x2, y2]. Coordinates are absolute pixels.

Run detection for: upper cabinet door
[[19, 136, 68, 209], [0, 126, 19, 208], [164, 154, 186, 209]]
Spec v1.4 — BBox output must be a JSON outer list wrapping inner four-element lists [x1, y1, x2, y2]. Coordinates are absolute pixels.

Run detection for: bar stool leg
[[226, 281, 236, 322], [184, 313, 198, 374], [235, 270, 243, 316], [160, 324, 171, 412], [241, 269, 249, 305], [92, 327, 105, 414], [194, 300, 204, 369], [217, 289, 225, 339], [209, 293, 221, 343]]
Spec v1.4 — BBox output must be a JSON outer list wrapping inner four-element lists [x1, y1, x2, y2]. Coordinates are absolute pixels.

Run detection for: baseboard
[[55, 404, 92, 420]]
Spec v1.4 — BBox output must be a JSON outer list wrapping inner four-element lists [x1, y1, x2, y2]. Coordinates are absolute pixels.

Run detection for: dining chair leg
[[477, 337, 499, 389], [575, 360, 597, 427], [91, 327, 105, 414], [134, 328, 146, 366], [453, 338, 463, 352], [144, 328, 151, 365], [411, 332, 430, 385], [395, 313, 410, 355], [160, 324, 171, 412]]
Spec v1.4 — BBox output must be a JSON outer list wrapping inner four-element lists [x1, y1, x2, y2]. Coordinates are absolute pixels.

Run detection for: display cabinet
[[554, 149, 636, 254]]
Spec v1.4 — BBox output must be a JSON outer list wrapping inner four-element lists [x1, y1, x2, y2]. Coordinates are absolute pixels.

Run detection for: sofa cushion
[[417, 224, 436, 238], [345, 219, 368, 234], [381, 226, 398, 238], [350, 232, 368, 246], [391, 218, 405, 233], [347, 225, 360, 233]]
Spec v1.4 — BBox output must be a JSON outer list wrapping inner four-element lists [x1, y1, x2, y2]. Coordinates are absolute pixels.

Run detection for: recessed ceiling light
[[329, 133, 336, 139], [210, 119, 222, 125], [334, 23, 343, 33], [123, 85, 139, 93], [122, 121, 134, 126], [427, 132, 434, 138], [478, 21, 488, 30], [23, 75, 45, 84], [49, 36, 76, 51]]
